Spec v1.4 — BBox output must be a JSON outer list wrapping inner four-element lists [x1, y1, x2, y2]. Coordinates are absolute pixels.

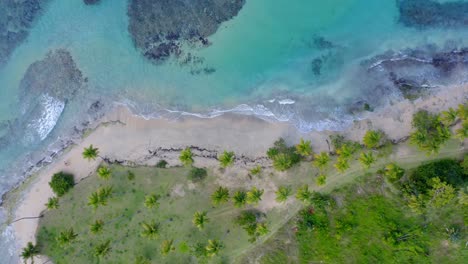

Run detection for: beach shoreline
[[5, 83, 468, 263]]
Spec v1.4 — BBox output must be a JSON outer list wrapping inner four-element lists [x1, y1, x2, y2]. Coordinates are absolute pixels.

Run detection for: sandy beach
[[7, 83, 468, 262]]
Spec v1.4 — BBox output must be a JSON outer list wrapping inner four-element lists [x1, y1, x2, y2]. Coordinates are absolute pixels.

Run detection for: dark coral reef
[[398, 0, 468, 28], [127, 0, 245, 63], [0, 0, 49, 67]]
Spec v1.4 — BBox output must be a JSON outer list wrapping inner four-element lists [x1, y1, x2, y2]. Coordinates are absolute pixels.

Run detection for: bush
[[188, 167, 207, 182], [156, 160, 168, 168], [49, 172, 74, 197], [409, 110, 450, 153], [267, 138, 300, 171], [405, 159, 466, 195]]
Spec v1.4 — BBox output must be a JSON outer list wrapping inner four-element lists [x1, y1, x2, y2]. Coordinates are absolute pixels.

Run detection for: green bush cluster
[[188, 167, 207, 182], [235, 211, 268, 242], [49, 172, 75, 197], [409, 110, 451, 153], [267, 138, 301, 171]]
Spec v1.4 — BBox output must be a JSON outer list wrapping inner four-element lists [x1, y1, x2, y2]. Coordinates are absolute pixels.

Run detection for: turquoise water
[[1, 0, 468, 261]]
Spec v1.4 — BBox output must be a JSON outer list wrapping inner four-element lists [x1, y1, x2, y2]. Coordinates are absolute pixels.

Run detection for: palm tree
[[94, 240, 111, 259], [20, 242, 39, 264], [441, 107, 458, 126], [316, 174, 327, 186], [98, 186, 113, 204], [140, 221, 160, 240], [90, 220, 104, 234], [97, 166, 111, 180], [409, 131, 427, 148], [313, 152, 330, 170], [337, 144, 353, 159], [273, 153, 292, 171], [56, 228, 78, 247], [144, 194, 160, 209], [82, 144, 99, 161], [45, 197, 59, 210], [334, 157, 350, 173], [247, 187, 264, 205], [211, 186, 230, 206], [218, 151, 235, 168], [160, 239, 175, 256], [384, 163, 405, 182], [232, 190, 247, 208], [179, 148, 194, 166], [296, 185, 312, 203], [295, 138, 313, 157], [359, 152, 376, 169], [363, 130, 382, 149], [275, 186, 292, 202], [193, 211, 209, 230], [88, 191, 100, 209], [249, 165, 262, 176], [205, 239, 224, 257]]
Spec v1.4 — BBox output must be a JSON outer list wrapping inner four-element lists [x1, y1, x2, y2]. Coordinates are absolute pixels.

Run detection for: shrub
[[462, 155, 468, 175], [156, 160, 168, 168], [267, 138, 301, 171], [49, 172, 74, 197], [249, 165, 262, 176], [316, 175, 327, 186], [127, 170, 135, 181], [409, 110, 450, 153], [188, 167, 207, 182], [405, 159, 465, 195], [384, 163, 405, 182]]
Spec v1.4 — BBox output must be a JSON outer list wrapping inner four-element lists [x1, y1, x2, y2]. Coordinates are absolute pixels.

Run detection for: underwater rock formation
[[16, 49, 84, 142], [84, 0, 100, 5], [127, 0, 245, 63], [0, 0, 49, 67], [398, 0, 468, 28]]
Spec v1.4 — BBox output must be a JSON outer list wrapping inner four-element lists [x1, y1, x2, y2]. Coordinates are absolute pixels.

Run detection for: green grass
[[36, 139, 466, 263]]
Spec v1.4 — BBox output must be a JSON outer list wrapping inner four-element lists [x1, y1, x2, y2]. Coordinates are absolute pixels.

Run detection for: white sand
[[9, 84, 468, 262]]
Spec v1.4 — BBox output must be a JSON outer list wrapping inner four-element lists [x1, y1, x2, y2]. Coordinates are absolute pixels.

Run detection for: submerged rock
[[15, 49, 84, 142], [398, 0, 468, 28], [127, 0, 245, 63], [0, 0, 49, 67], [365, 46, 468, 99], [83, 0, 100, 5]]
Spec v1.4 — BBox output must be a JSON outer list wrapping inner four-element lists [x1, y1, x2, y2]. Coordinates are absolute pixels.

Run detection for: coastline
[[6, 83, 468, 262]]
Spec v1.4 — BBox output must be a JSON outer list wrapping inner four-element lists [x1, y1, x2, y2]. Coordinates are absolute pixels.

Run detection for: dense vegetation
[[48, 172, 75, 197], [252, 159, 467, 263]]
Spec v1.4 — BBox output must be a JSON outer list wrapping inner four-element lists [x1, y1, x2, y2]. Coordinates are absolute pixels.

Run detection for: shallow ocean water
[[0, 0, 468, 262]]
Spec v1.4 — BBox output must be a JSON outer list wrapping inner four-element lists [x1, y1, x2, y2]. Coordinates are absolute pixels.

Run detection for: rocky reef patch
[[13, 49, 85, 143], [83, 0, 100, 5], [0, 0, 49, 67], [127, 0, 245, 64], [398, 0, 468, 28]]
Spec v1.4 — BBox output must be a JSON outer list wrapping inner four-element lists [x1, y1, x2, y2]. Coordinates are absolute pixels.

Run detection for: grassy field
[[36, 138, 466, 263]]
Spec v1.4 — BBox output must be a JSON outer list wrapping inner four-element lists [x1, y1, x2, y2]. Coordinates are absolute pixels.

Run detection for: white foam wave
[[27, 94, 65, 141]]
